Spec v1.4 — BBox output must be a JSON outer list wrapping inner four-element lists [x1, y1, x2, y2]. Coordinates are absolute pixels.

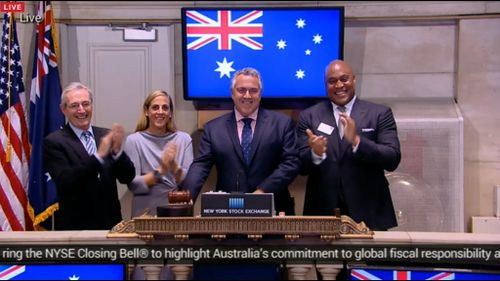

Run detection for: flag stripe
[[188, 36, 217, 50], [0, 144, 28, 221], [0, 180, 24, 231], [0, 265, 25, 279], [1, 111, 23, 162], [186, 11, 215, 24], [233, 36, 263, 49], [233, 10, 262, 24], [1, 12, 31, 231], [0, 135, 28, 220], [16, 102, 31, 165], [351, 269, 382, 280], [0, 108, 29, 190]]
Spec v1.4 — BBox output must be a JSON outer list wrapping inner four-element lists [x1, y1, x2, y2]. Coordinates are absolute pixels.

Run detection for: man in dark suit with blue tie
[[182, 68, 300, 215], [43, 82, 135, 230], [297, 60, 401, 231]]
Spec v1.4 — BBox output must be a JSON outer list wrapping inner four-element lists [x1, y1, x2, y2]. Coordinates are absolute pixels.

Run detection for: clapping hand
[[159, 143, 178, 175], [97, 131, 113, 158], [111, 123, 125, 154], [306, 129, 327, 156], [339, 113, 360, 146]]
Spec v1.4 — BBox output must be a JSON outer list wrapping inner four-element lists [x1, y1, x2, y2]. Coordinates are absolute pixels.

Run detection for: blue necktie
[[241, 118, 253, 165], [81, 131, 96, 155]]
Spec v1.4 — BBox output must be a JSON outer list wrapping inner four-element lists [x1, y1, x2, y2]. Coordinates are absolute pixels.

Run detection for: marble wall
[[458, 18, 500, 229]]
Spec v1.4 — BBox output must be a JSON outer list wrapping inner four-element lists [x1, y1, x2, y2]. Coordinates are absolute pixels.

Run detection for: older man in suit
[[182, 68, 300, 215], [43, 82, 135, 230], [296, 60, 401, 231]]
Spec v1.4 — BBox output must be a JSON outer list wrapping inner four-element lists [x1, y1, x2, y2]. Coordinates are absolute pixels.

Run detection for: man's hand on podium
[[253, 188, 264, 194]]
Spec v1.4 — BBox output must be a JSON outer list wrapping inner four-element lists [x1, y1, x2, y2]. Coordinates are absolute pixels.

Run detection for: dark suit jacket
[[43, 124, 135, 230], [182, 108, 300, 215], [297, 99, 401, 230]]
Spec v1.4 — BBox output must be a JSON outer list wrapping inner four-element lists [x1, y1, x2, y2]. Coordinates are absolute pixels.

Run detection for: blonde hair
[[135, 90, 176, 133]]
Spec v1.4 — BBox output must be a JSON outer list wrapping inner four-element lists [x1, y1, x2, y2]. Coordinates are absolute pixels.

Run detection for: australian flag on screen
[[350, 268, 500, 280], [183, 8, 344, 99], [0, 264, 124, 280]]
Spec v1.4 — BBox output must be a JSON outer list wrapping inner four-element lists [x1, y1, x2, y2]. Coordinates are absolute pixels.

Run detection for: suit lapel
[[339, 99, 366, 160], [317, 101, 341, 158], [63, 124, 89, 160], [226, 114, 246, 165], [248, 108, 266, 166], [92, 126, 104, 149]]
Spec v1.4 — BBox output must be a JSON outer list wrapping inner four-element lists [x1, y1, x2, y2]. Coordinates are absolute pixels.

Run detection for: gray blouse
[[124, 131, 193, 217]]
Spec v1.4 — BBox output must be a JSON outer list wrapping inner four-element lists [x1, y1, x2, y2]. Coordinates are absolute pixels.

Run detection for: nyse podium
[[126, 192, 368, 280], [112, 214, 371, 280]]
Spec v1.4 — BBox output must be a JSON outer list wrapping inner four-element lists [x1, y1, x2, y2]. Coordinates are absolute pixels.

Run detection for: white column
[[170, 264, 193, 280], [286, 264, 313, 280], [316, 263, 344, 280], [141, 265, 163, 280]]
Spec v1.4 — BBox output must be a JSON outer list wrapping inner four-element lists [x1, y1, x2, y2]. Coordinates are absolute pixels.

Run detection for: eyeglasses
[[67, 101, 91, 110], [235, 87, 260, 95]]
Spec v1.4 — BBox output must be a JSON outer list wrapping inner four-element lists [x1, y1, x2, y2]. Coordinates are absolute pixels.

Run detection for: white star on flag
[[313, 34, 323, 44], [305, 49, 311, 55], [296, 18, 306, 28], [214, 57, 235, 78], [276, 39, 287, 49], [295, 69, 305, 79]]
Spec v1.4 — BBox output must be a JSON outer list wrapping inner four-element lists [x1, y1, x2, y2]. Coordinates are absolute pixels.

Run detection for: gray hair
[[61, 82, 93, 108], [230, 67, 263, 90]]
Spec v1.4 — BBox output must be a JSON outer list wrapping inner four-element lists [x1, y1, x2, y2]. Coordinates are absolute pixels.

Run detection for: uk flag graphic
[[0, 265, 26, 280], [186, 10, 263, 50]]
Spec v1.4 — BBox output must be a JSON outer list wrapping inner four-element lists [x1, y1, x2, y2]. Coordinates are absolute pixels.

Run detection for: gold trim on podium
[[108, 215, 373, 240]]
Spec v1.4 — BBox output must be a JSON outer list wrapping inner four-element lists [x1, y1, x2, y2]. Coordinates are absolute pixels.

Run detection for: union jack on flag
[[0, 265, 26, 280], [350, 268, 500, 280], [182, 8, 344, 99], [186, 10, 263, 50]]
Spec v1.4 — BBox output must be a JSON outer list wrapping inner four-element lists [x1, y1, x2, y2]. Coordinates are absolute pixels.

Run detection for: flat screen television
[[181, 7, 344, 107]]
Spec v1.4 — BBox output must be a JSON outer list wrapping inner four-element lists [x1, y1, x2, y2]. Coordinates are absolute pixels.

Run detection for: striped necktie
[[337, 106, 346, 139], [81, 131, 96, 155]]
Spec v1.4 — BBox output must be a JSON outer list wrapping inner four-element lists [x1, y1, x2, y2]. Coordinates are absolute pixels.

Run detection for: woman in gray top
[[124, 90, 193, 217]]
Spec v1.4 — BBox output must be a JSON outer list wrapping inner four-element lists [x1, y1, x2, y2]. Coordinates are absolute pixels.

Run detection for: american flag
[[0, 12, 32, 231], [182, 8, 343, 99], [28, 0, 64, 230]]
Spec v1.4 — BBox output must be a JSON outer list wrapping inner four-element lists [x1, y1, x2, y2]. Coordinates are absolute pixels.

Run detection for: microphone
[[234, 169, 244, 194]]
